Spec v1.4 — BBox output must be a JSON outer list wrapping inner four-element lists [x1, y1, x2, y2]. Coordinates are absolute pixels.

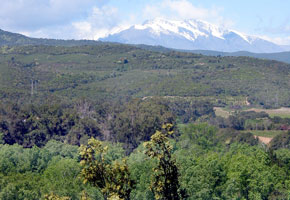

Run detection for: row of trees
[[1, 123, 290, 199], [210, 110, 290, 131], [0, 98, 215, 152]]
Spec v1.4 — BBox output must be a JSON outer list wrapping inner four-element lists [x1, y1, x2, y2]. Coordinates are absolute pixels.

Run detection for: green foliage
[[165, 98, 214, 123], [270, 131, 290, 150], [144, 124, 186, 200], [0, 103, 102, 147], [0, 173, 42, 200], [2, 123, 290, 199], [179, 123, 218, 150], [221, 144, 286, 200], [216, 129, 259, 146], [0, 44, 289, 108], [79, 138, 135, 200], [127, 145, 155, 200], [42, 140, 79, 159], [0, 141, 101, 200], [42, 158, 82, 199], [177, 152, 227, 199], [0, 144, 49, 174], [109, 98, 175, 152]]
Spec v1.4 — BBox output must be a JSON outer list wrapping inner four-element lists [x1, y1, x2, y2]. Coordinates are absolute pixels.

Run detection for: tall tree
[[79, 138, 135, 200], [144, 123, 187, 200]]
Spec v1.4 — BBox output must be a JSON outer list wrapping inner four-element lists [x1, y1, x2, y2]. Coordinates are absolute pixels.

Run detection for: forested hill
[[0, 29, 100, 46], [0, 44, 289, 108], [189, 49, 290, 64], [136, 44, 290, 64]]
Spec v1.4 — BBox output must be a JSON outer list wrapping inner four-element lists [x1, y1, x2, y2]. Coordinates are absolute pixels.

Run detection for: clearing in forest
[[246, 107, 290, 118]]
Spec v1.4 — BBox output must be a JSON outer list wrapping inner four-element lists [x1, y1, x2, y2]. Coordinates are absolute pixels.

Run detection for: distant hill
[[0, 29, 101, 46], [1, 28, 290, 64], [135, 44, 290, 64], [0, 44, 289, 108], [188, 50, 290, 64]]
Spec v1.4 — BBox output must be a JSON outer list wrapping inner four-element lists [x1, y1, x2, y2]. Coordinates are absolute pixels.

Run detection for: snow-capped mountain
[[100, 18, 288, 53]]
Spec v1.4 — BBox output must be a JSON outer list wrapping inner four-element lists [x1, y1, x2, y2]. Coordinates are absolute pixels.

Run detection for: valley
[[0, 31, 289, 200], [1, 0, 290, 199]]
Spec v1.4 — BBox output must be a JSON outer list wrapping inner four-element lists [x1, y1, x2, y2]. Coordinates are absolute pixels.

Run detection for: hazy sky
[[0, 0, 289, 45]]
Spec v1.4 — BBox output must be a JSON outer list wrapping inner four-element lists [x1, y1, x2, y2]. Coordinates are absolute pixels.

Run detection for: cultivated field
[[214, 107, 290, 118], [246, 107, 290, 118], [214, 107, 231, 118]]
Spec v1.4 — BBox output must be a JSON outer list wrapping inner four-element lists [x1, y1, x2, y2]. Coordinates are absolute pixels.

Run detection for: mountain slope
[[100, 18, 287, 53], [189, 50, 290, 64], [0, 29, 101, 46], [134, 44, 290, 64], [1, 27, 290, 63], [0, 45, 289, 108]]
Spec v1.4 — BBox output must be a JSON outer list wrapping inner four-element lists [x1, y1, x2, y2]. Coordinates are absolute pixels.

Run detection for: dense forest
[[0, 42, 290, 199]]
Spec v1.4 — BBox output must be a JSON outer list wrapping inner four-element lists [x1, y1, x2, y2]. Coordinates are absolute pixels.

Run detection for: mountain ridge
[[0, 28, 101, 46], [101, 18, 289, 53], [1, 27, 290, 64], [134, 44, 290, 64]]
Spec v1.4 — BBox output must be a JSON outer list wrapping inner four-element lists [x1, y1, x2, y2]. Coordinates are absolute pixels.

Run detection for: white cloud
[[0, 0, 106, 31], [0, 0, 235, 40], [162, 0, 211, 19], [142, 0, 234, 28], [0, 0, 289, 45], [0, 0, 120, 39], [72, 5, 123, 40]]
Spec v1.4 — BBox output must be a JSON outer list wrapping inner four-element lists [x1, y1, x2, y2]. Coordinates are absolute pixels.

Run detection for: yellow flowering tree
[[44, 192, 71, 200], [79, 138, 135, 200], [144, 123, 187, 200]]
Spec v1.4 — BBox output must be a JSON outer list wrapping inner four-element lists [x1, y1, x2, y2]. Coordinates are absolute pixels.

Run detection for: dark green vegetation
[[1, 123, 290, 199], [0, 39, 290, 199], [137, 45, 290, 64], [188, 50, 290, 64], [0, 98, 209, 151], [0, 44, 290, 108]]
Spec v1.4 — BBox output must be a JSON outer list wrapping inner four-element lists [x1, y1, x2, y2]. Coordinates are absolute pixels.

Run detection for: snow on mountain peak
[[100, 18, 286, 53], [133, 18, 226, 40]]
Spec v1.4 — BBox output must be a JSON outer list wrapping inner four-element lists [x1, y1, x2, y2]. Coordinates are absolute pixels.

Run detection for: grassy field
[[246, 107, 290, 118], [215, 107, 290, 118], [214, 107, 231, 118]]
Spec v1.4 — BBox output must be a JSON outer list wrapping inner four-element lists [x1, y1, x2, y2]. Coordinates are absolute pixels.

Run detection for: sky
[[0, 0, 290, 45]]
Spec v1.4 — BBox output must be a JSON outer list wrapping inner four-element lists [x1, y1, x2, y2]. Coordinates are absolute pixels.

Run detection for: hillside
[[0, 29, 100, 46], [189, 50, 290, 64], [136, 44, 290, 64], [0, 44, 289, 108]]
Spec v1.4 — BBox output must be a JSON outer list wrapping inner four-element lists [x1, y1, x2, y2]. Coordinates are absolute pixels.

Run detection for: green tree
[[42, 158, 82, 199], [79, 138, 135, 200], [143, 124, 186, 200]]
